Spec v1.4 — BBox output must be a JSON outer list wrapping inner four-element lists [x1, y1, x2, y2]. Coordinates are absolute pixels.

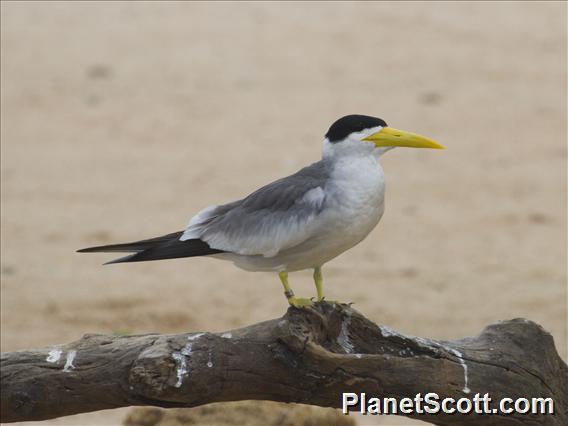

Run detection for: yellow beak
[[363, 127, 445, 149]]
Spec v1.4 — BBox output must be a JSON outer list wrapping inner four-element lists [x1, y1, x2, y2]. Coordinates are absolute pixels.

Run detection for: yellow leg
[[313, 266, 324, 301], [279, 271, 294, 300], [279, 271, 313, 308]]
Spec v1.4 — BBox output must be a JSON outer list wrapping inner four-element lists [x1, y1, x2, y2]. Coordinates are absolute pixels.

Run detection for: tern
[[79, 115, 444, 307]]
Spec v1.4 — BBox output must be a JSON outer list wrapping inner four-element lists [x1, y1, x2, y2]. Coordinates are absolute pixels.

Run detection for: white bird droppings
[[63, 350, 76, 372], [172, 352, 188, 388], [378, 325, 470, 394], [187, 332, 205, 342], [337, 313, 354, 354], [379, 325, 405, 339], [173, 333, 206, 388], [446, 347, 470, 394], [46, 348, 62, 363]]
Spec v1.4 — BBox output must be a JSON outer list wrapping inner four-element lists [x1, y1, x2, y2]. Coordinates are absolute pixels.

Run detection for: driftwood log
[[1, 302, 566, 425]]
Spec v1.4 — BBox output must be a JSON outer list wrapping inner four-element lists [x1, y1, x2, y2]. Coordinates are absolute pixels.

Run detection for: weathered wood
[[1, 303, 566, 425]]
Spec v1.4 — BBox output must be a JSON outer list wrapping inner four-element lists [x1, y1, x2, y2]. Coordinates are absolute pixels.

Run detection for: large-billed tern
[[79, 115, 444, 307]]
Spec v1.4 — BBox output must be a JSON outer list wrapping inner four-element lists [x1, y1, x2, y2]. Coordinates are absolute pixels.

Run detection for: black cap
[[325, 115, 388, 143]]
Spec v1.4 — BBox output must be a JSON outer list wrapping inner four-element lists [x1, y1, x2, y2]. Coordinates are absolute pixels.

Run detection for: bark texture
[[1, 302, 566, 425]]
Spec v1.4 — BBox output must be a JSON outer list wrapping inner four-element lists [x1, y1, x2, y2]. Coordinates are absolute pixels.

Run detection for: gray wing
[[180, 161, 331, 257]]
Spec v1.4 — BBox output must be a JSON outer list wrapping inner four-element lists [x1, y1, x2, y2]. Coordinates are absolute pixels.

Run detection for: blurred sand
[[123, 402, 356, 426], [1, 2, 566, 426]]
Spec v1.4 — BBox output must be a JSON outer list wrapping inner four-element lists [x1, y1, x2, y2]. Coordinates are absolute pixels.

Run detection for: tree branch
[[1, 303, 566, 425]]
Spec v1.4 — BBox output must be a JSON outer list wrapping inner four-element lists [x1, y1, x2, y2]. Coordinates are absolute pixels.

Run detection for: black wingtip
[[77, 246, 109, 253], [78, 234, 223, 264], [103, 254, 136, 265]]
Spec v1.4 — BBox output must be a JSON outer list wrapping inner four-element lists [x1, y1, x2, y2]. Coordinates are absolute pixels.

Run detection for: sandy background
[[1, 2, 566, 425]]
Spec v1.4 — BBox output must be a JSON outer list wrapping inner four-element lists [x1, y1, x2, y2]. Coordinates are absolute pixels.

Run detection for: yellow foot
[[316, 298, 349, 305], [288, 297, 314, 308]]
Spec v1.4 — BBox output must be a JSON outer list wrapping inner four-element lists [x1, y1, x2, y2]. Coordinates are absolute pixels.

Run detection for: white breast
[[319, 154, 386, 250]]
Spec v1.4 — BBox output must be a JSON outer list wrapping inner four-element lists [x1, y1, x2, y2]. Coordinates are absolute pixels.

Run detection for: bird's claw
[[286, 295, 350, 308], [288, 297, 315, 308], [319, 299, 348, 306]]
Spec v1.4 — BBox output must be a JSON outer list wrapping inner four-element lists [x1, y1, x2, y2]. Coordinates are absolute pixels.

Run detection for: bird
[[78, 115, 444, 307]]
